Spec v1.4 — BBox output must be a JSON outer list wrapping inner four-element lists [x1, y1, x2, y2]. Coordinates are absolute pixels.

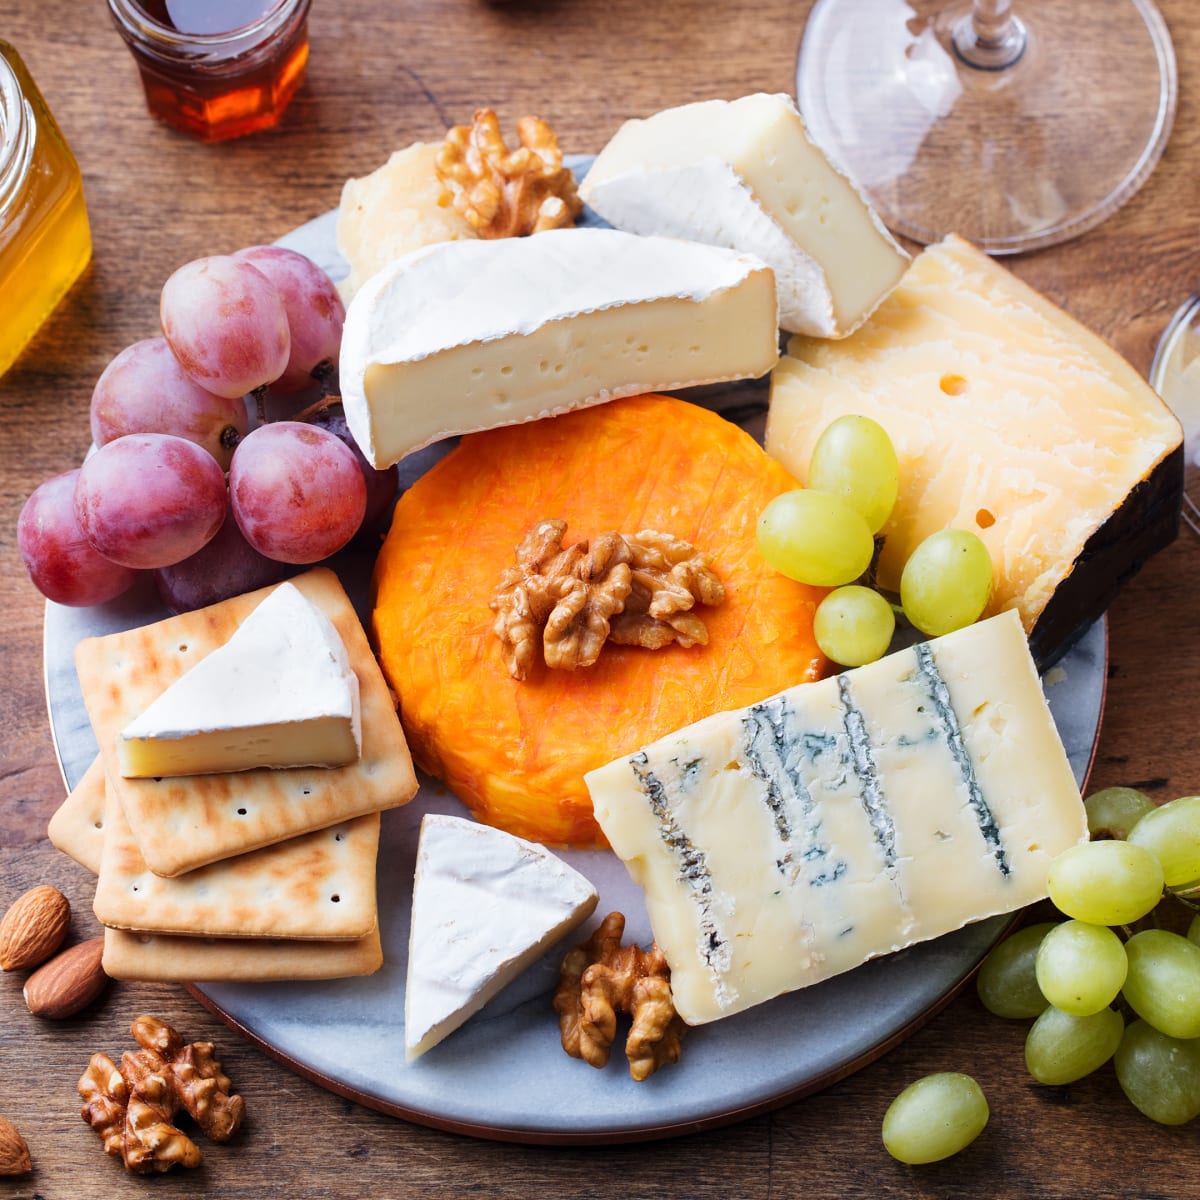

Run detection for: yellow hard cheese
[[586, 611, 1087, 1026], [116, 582, 362, 778], [767, 235, 1183, 664]]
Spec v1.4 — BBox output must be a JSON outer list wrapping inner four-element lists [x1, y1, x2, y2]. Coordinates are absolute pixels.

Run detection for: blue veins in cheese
[[585, 610, 1087, 1025], [404, 813, 599, 1060], [116, 582, 361, 779]]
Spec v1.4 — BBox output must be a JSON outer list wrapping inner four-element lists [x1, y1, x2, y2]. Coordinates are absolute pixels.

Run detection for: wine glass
[[795, 0, 1177, 254], [1151, 298, 1200, 539]]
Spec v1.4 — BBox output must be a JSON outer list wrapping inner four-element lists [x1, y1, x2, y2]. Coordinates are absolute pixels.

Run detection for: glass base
[[796, 0, 1177, 253], [1150, 297, 1200, 538]]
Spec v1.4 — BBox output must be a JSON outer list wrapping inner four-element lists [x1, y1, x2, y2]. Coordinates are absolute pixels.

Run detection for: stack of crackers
[[49, 569, 418, 982]]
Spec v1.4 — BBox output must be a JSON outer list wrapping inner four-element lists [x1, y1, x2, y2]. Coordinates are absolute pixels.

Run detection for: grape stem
[[290, 393, 344, 425], [252, 384, 269, 427]]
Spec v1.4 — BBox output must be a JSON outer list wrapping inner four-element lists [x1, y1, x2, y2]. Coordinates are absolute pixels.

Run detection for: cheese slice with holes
[[116, 581, 361, 777], [586, 611, 1087, 1025], [767, 234, 1183, 664], [404, 813, 598, 1060], [579, 93, 909, 338], [339, 227, 778, 468]]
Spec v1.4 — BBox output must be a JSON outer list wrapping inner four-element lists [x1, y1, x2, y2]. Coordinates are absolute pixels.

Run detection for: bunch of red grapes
[[18, 247, 398, 614]]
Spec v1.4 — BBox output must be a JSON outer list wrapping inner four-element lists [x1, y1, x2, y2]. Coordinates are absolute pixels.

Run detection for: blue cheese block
[[585, 610, 1087, 1025]]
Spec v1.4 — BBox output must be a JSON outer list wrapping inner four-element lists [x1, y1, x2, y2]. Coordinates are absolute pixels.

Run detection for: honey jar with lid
[[0, 42, 93, 378]]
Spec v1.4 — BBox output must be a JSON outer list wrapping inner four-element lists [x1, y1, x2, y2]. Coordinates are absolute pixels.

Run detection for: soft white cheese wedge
[[585, 611, 1087, 1025], [579, 93, 909, 338], [116, 582, 361, 778], [404, 813, 598, 1061], [339, 227, 779, 468]]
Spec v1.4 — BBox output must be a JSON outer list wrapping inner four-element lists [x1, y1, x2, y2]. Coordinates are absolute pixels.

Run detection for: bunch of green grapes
[[976, 788, 1200, 1127], [755, 415, 993, 667]]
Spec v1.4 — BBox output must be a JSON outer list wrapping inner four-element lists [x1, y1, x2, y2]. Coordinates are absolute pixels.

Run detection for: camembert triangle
[[404, 813, 598, 1060], [580, 93, 909, 338], [339, 227, 779, 468], [116, 581, 362, 778]]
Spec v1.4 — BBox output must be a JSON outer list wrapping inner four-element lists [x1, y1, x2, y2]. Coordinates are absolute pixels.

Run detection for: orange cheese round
[[371, 394, 829, 846]]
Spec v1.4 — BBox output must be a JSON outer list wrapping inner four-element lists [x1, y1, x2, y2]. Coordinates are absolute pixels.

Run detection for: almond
[[23, 937, 109, 1019], [0, 1114, 31, 1176], [0, 885, 71, 971]]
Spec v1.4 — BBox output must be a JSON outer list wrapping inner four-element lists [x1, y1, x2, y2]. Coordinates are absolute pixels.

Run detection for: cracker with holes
[[73, 568, 417, 877], [48, 756, 108, 875]]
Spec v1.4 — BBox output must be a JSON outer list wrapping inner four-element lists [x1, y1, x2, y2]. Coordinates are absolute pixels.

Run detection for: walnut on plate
[[78, 1016, 244, 1174], [553, 911, 686, 1082], [490, 520, 725, 680], [435, 109, 583, 239]]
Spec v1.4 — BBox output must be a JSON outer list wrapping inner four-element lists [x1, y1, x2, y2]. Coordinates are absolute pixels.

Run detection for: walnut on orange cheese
[[371, 394, 829, 847]]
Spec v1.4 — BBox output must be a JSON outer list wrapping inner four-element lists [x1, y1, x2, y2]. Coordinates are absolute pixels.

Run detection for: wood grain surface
[[2, 0, 1199, 1196]]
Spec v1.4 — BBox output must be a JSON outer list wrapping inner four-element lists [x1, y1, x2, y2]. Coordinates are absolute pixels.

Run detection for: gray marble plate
[[42, 180, 1107, 1142]]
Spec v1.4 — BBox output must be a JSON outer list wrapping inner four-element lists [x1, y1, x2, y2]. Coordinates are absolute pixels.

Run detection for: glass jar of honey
[[106, 0, 313, 143], [0, 42, 92, 378]]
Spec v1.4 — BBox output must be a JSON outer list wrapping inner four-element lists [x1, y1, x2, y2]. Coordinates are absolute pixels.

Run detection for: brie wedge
[[339, 227, 779, 468], [404, 813, 598, 1060], [116, 581, 362, 778], [580, 93, 909, 338]]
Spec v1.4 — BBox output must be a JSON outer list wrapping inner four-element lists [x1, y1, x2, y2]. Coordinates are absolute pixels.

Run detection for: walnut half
[[435, 109, 582, 239], [490, 520, 725, 680]]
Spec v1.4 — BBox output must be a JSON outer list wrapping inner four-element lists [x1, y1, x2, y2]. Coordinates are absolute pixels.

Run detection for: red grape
[[304, 402, 398, 532], [229, 422, 367, 563], [232, 246, 345, 393], [90, 336, 248, 469], [154, 501, 290, 614], [74, 434, 227, 569], [18, 470, 141, 606], [160, 255, 290, 399]]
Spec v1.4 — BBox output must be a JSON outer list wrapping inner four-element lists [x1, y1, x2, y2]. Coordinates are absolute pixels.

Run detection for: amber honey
[[0, 42, 92, 378], [106, 0, 311, 142]]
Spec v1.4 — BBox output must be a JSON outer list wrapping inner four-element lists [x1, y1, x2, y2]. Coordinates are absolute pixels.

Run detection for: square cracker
[[48, 757, 108, 876], [74, 568, 417, 877], [102, 926, 383, 981], [93, 780, 380, 940]]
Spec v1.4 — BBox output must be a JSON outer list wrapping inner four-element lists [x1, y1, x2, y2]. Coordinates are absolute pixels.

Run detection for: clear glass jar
[[0, 42, 92, 378], [105, 0, 312, 143]]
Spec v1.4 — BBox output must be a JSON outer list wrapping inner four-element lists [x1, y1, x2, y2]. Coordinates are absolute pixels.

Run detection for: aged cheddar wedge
[[767, 235, 1184, 665], [340, 227, 778, 468], [371, 394, 829, 846], [580, 93, 909, 338], [586, 610, 1088, 1025], [404, 814, 598, 1060], [117, 581, 361, 778]]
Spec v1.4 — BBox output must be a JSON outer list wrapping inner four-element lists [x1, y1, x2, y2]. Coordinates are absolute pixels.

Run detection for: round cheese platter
[[42, 173, 1109, 1144]]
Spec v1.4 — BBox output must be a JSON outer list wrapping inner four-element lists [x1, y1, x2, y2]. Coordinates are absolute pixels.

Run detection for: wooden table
[[2, 0, 1198, 1195]]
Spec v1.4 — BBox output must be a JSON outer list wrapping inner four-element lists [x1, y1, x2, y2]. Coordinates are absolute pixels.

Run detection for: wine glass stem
[[952, 0, 1027, 70]]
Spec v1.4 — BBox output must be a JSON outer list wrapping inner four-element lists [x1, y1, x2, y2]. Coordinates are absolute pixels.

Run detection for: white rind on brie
[[338, 227, 779, 467], [116, 581, 362, 778], [580, 93, 909, 338], [404, 813, 598, 1061]]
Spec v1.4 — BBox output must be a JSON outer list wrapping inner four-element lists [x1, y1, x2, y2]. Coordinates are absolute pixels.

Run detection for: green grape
[[899, 529, 993, 637], [756, 490, 874, 587], [1114, 1020, 1200, 1126], [813, 585, 895, 667], [1127, 794, 1200, 892], [1024, 1005, 1124, 1085], [807, 414, 899, 534], [1188, 914, 1200, 949], [881, 1073, 989, 1164], [975, 922, 1056, 1019], [1035, 921, 1127, 1016], [1046, 840, 1164, 926], [1083, 786, 1155, 841], [1122, 929, 1200, 1039]]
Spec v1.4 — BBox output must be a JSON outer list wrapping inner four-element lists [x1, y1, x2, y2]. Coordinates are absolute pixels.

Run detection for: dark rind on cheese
[[1030, 443, 1183, 668], [915, 643, 1010, 877]]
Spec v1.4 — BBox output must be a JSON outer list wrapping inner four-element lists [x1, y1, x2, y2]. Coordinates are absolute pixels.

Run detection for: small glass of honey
[[0, 41, 93, 378], [105, 0, 312, 143]]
